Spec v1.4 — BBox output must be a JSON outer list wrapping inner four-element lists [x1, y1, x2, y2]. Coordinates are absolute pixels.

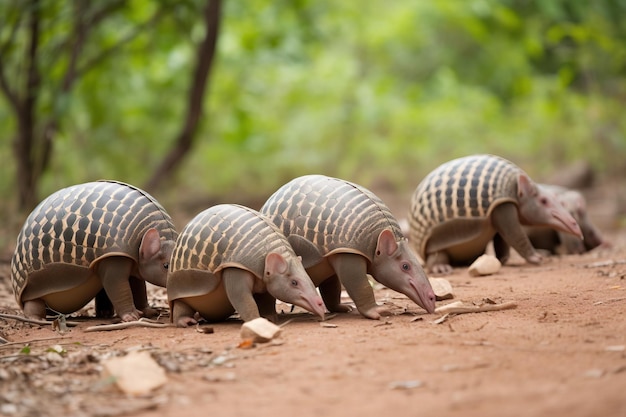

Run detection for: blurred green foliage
[[1, 0, 625, 212]]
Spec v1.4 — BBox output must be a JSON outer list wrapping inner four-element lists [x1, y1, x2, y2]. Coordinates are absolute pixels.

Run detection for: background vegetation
[[1, 0, 625, 244]]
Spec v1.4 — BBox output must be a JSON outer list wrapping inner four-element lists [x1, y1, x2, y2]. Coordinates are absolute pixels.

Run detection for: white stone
[[429, 277, 454, 300], [240, 317, 282, 343], [102, 350, 167, 395], [468, 255, 501, 276]]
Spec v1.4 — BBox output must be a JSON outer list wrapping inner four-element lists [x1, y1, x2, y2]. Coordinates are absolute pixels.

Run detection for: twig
[[0, 335, 70, 350], [0, 313, 80, 327], [84, 318, 170, 332], [435, 301, 517, 315], [593, 297, 626, 306]]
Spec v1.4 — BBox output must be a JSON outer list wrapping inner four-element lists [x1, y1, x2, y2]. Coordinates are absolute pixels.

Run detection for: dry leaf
[[238, 339, 255, 349]]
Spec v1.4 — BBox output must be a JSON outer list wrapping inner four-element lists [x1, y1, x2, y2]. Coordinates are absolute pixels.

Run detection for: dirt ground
[[1, 186, 625, 417]]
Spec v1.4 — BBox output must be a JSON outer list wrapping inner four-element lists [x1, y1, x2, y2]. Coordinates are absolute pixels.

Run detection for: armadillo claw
[[141, 307, 159, 319], [526, 252, 543, 265], [175, 316, 198, 328], [430, 264, 454, 275], [357, 305, 389, 320], [119, 310, 142, 322], [327, 303, 353, 314]]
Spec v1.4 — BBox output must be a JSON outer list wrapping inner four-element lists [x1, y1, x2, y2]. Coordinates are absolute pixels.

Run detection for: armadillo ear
[[517, 173, 537, 199], [376, 229, 398, 257], [265, 252, 288, 276], [140, 228, 162, 260]]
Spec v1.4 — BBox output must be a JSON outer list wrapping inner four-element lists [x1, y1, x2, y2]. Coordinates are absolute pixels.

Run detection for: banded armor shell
[[408, 154, 521, 260], [260, 175, 404, 262], [167, 204, 320, 322], [261, 174, 436, 316], [11, 180, 177, 310], [169, 204, 298, 278]]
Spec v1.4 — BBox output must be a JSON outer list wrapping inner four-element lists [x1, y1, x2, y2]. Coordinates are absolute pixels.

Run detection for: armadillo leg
[[254, 291, 278, 322], [329, 253, 382, 320], [129, 277, 158, 318], [491, 203, 542, 265], [222, 268, 260, 322], [95, 289, 114, 318], [23, 299, 47, 320], [97, 257, 140, 322], [425, 252, 453, 275], [172, 300, 198, 327], [319, 275, 352, 313], [492, 233, 511, 264]]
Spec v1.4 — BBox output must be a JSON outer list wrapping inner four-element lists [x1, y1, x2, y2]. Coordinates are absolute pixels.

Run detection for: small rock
[[468, 255, 501, 277], [429, 277, 454, 300], [1, 403, 17, 415], [240, 317, 282, 343], [583, 368, 605, 378], [102, 351, 167, 395], [389, 380, 423, 390]]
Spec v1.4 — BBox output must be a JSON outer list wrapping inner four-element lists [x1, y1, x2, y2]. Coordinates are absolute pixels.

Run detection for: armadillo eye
[[401, 263, 410, 271], [163, 262, 169, 270]]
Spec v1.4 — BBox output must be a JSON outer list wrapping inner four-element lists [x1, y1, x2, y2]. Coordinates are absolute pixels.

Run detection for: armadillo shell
[[260, 175, 404, 265], [10, 180, 177, 307], [408, 154, 521, 259], [167, 204, 296, 301]]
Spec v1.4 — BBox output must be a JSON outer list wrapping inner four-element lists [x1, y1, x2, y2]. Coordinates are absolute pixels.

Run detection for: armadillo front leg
[[222, 268, 260, 323], [95, 289, 114, 318], [172, 300, 198, 327], [97, 257, 141, 322], [129, 277, 158, 318], [23, 299, 47, 320], [329, 253, 383, 320], [254, 291, 278, 322], [491, 202, 542, 265], [319, 275, 353, 313], [425, 251, 453, 275]]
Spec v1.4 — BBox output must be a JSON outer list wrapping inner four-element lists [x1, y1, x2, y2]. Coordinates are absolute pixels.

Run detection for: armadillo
[[260, 175, 436, 320], [166, 204, 325, 327], [408, 154, 583, 274], [526, 184, 604, 254], [11, 180, 178, 322]]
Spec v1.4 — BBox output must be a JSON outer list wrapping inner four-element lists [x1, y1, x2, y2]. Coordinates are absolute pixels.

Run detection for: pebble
[[468, 255, 501, 276], [102, 351, 167, 395], [240, 317, 282, 343], [429, 277, 454, 300]]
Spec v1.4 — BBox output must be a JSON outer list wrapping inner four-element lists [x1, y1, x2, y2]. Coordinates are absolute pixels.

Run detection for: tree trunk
[[144, 0, 222, 192], [14, 0, 41, 210]]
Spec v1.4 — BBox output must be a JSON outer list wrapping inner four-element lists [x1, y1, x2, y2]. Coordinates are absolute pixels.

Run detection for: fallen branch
[[0, 313, 80, 327], [593, 297, 626, 306], [84, 318, 170, 332], [0, 335, 70, 350], [435, 301, 517, 315]]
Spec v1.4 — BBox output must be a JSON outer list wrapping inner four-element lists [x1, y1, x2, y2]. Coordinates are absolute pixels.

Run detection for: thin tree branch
[[0, 59, 20, 114], [0, 7, 24, 112], [74, 7, 166, 79], [13, 0, 41, 209], [145, 0, 222, 191]]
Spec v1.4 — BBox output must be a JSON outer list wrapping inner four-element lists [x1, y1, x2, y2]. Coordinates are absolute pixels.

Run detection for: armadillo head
[[371, 229, 436, 314], [557, 189, 603, 251], [517, 175, 583, 239], [137, 228, 176, 287], [263, 252, 326, 319]]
